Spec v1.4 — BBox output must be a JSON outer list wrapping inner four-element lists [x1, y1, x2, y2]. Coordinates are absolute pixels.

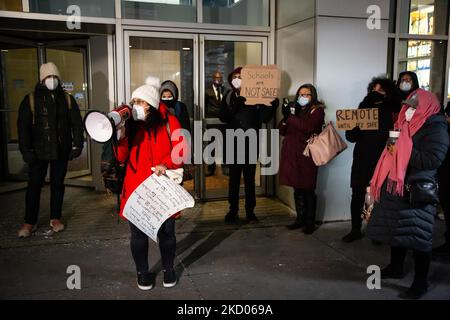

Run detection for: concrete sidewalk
[[1, 186, 449, 300]]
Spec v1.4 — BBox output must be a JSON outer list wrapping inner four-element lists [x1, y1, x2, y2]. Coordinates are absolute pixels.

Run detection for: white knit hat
[[40, 62, 61, 82], [131, 76, 161, 109]]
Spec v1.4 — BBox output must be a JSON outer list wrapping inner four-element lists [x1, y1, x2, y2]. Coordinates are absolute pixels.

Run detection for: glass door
[[200, 35, 268, 199], [124, 31, 198, 196], [0, 40, 39, 183], [44, 40, 91, 182]]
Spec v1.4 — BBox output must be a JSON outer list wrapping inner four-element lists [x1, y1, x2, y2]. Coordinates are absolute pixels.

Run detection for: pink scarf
[[370, 89, 441, 202]]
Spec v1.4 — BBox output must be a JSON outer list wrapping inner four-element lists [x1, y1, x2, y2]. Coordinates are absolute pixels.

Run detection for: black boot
[[303, 191, 317, 235], [381, 247, 406, 279], [400, 250, 430, 299], [287, 189, 305, 230], [342, 229, 363, 243]]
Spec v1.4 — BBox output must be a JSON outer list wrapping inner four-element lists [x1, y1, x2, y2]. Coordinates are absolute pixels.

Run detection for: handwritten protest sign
[[336, 108, 379, 131], [123, 174, 195, 242], [241, 65, 281, 106]]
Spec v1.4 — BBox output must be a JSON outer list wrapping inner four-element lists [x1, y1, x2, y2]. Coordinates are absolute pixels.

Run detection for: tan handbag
[[303, 122, 348, 166]]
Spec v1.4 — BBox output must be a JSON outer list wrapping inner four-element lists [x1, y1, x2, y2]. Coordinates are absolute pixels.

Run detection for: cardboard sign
[[123, 174, 195, 242], [241, 65, 281, 106], [336, 108, 379, 130]]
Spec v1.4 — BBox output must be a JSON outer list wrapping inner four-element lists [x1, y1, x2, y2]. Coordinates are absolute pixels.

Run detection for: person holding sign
[[219, 67, 279, 224], [342, 77, 401, 243], [279, 84, 325, 234], [114, 76, 186, 291]]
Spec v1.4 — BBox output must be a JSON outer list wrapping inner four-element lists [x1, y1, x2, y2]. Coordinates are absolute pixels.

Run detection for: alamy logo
[[366, 5, 381, 30], [66, 265, 81, 290], [366, 265, 381, 290], [67, 5, 81, 30]]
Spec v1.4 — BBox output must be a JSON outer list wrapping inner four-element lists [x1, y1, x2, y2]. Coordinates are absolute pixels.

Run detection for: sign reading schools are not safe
[[241, 65, 281, 106], [336, 108, 379, 130]]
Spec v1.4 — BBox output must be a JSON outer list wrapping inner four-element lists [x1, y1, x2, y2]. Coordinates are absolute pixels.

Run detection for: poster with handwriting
[[123, 174, 195, 242], [336, 108, 379, 130], [241, 65, 281, 106]]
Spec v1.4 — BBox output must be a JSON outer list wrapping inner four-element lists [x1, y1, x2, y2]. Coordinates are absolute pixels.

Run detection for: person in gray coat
[[366, 88, 449, 300]]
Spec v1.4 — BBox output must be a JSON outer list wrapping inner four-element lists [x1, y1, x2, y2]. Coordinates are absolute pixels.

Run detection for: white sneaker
[[17, 224, 36, 238]]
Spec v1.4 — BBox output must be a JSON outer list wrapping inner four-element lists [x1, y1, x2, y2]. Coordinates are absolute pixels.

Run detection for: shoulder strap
[[28, 93, 35, 125]]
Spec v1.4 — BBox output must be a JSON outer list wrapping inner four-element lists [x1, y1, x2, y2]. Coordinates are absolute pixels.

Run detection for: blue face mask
[[298, 96, 310, 107]]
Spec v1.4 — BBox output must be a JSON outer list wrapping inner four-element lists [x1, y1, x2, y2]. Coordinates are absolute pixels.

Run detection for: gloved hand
[[235, 96, 247, 107], [22, 150, 36, 164], [271, 98, 280, 109], [69, 147, 82, 160], [282, 104, 291, 119]]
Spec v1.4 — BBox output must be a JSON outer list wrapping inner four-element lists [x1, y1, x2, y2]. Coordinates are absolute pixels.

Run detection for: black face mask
[[162, 99, 176, 109]]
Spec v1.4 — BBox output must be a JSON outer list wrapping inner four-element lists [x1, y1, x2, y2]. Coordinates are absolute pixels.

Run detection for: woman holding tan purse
[[279, 84, 325, 234]]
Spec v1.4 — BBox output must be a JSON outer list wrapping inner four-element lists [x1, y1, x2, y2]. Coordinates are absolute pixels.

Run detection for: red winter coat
[[115, 103, 186, 218], [278, 106, 325, 190]]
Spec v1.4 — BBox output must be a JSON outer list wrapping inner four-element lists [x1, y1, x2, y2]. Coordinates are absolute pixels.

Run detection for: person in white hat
[[17, 62, 84, 238], [115, 76, 187, 290]]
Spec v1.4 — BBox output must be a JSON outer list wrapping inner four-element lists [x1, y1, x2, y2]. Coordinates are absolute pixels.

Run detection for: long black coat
[[346, 92, 397, 188], [17, 84, 84, 162], [219, 91, 278, 164], [366, 113, 449, 252]]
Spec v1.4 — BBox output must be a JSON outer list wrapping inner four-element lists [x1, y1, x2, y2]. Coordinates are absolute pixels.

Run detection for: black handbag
[[406, 177, 439, 207]]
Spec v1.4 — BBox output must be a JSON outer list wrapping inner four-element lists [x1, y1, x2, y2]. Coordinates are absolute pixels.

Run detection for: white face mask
[[132, 105, 147, 121], [298, 96, 310, 107], [45, 77, 59, 91], [400, 81, 412, 92], [405, 107, 416, 122], [161, 97, 174, 101], [231, 78, 242, 89]]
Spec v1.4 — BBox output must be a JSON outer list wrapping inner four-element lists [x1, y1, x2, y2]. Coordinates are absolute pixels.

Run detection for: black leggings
[[129, 218, 176, 274]]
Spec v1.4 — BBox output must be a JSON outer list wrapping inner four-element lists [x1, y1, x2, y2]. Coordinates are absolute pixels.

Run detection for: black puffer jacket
[[366, 113, 449, 252], [17, 84, 84, 162], [346, 92, 399, 188]]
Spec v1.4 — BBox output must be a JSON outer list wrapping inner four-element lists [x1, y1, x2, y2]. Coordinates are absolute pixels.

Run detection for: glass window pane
[[389, 0, 397, 33], [203, 40, 263, 196], [0, 0, 22, 11], [400, 0, 449, 35], [122, 0, 197, 22], [203, 0, 269, 27], [1, 47, 38, 178], [398, 39, 447, 102], [29, 0, 115, 18]]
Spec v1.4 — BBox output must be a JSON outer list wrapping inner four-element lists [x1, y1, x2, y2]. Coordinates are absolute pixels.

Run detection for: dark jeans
[[228, 164, 257, 215], [350, 187, 366, 232], [129, 219, 176, 274], [25, 159, 68, 225], [294, 188, 317, 229]]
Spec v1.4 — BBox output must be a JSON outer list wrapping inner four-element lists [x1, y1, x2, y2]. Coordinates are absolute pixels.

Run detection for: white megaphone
[[84, 104, 132, 143]]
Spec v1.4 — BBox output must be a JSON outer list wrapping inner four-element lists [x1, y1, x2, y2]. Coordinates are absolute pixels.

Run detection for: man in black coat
[[434, 101, 450, 256], [219, 67, 279, 223], [342, 78, 401, 242], [205, 71, 229, 176], [17, 62, 84, 237]]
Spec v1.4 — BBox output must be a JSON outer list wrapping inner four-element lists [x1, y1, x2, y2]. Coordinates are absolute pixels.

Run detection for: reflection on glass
[[122, 0, 197, 22], [29, 0, 115, 17], [1, 47, 38, 177], [400, 0, 449, 35], [46, 48, 90, 175], [203, 40, 263, 193], [129, 37, 195, 192], [0, 0, 22, 11], [398, 40, 447, 102], [203, 0, 269, 26]]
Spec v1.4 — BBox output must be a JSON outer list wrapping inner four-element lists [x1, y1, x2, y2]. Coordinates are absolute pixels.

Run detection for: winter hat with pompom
[[131, 76, 161, 109]]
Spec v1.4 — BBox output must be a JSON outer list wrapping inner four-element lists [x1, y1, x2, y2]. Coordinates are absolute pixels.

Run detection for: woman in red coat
[[278, 84, 325, 234], [115, 76, 185, 291]]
